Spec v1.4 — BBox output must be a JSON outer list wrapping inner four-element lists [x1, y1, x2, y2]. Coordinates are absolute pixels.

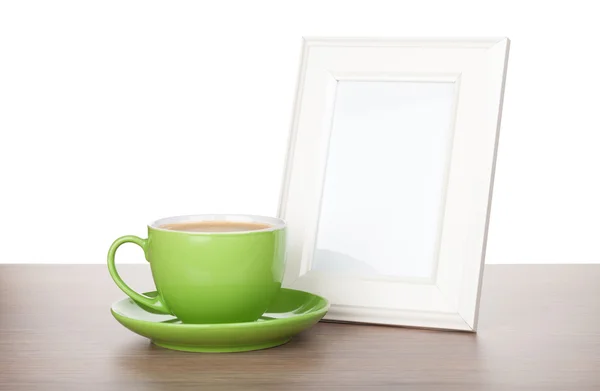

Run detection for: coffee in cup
[[158, 220, 273, 233]]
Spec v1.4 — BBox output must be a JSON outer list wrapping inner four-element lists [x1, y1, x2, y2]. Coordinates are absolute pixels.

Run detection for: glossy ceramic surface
[[111, 288, 329, 353], [107, 214, 286, 324]]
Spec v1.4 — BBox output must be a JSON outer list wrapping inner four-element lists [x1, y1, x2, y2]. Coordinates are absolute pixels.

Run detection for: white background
[[0, 0, 599, 265]]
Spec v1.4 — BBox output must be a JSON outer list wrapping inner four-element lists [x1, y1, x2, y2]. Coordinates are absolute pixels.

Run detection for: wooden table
[[1, 265, 599, 390]]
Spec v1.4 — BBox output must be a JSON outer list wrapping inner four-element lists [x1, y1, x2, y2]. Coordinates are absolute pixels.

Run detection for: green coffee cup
[[107, 214, 286, 324]]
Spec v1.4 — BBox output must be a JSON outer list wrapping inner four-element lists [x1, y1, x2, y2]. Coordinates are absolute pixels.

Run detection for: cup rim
[[148, 214, 286, 235]]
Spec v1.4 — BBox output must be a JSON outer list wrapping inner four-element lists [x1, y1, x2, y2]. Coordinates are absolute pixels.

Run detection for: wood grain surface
[[1, 264, 599, 390]]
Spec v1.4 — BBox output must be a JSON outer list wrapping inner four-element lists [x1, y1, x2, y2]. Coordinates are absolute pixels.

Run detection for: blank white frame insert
[[312, 80, 457, 280]]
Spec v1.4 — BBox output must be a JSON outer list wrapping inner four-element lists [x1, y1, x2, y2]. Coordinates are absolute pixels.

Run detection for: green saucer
[[111, 288, 329, 353]]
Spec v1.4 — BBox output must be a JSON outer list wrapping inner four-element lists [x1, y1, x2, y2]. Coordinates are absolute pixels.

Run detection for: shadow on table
[[111, 331, 327, 389], [110, 323, 500, 390]]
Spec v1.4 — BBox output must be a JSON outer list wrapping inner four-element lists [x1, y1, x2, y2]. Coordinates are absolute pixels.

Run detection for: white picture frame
[[278, 37, 510, 331]]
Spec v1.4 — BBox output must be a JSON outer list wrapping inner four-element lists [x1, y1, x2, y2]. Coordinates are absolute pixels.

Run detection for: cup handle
[[107, 235, 170, 314]]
